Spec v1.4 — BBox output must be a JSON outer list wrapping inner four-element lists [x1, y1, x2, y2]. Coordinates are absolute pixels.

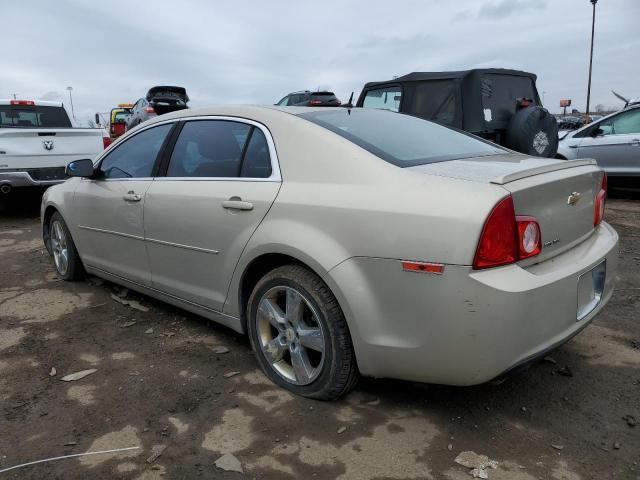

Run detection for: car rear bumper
[[326, 221, 619, 385], [0, 168, 67, 188]]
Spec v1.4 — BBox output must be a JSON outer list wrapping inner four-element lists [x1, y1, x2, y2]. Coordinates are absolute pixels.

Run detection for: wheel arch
[[234, 251, 329, 334], [42, 204, 60, 255]]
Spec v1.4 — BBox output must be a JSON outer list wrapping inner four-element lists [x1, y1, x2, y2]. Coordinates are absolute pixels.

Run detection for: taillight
[[309, 99, 322, 105], [145, 107, 155, 113], [10, 100, 35, 106], [594, 172, 607, 227], [102, 137, 112, 149], [516, 216, 541, 259], [473, 196, 542, 270]]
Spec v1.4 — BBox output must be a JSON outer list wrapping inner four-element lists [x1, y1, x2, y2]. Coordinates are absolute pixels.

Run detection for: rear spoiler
[[146, 86, 189, 103], [490, 159, 598, 185]]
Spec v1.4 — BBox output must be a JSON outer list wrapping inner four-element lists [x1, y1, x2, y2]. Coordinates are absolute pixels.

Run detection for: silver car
[[41, 106, 618, 400], [558, 104, 640, 176]]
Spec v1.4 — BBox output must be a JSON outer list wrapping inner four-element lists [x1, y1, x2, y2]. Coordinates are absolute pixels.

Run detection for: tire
[[504, 105, 559, 157], [247, 265, 359, 400], [49, 212, 84, 281]]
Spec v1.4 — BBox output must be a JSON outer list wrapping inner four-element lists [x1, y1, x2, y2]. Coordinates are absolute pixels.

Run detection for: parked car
[[0, 99, 109, 194], [557, 104, 640, 177], [557, 116, 583, 130], [127, 86, 189, 129], [42, 106, 617, 399], [356, 69, 559, 157], [276, 91, 341, 107]]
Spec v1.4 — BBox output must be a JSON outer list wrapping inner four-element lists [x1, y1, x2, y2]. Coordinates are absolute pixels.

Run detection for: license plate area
[[577, 260, 606, 321]]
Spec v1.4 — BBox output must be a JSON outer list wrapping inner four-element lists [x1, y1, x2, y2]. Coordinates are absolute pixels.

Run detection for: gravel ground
[[0, 187, 639, 480]]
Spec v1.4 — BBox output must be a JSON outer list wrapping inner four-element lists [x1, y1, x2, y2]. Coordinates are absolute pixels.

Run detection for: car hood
[[406, 154, 596, 185]]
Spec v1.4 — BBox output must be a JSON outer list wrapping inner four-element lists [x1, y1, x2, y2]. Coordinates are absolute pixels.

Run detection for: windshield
[[298, 109, 505, 167], [0, 105, 72, 128]]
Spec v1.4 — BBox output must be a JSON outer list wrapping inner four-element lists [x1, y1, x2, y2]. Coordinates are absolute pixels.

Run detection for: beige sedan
[[41, 106, 618, 399]]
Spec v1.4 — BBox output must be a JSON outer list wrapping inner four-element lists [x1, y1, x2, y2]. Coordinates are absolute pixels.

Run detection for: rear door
[[144, 117, 281, 311], [577, 108, 640, 175], [72, 122, 174, 285]]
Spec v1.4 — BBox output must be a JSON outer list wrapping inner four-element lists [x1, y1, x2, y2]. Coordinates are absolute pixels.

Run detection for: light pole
[[584, 0, 597, 124], [542, 91, 546, 105], [66, 86, 75, 120]]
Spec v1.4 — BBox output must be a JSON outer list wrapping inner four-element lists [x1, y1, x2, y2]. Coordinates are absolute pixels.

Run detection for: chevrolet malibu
[[41, 106, 618, 400]]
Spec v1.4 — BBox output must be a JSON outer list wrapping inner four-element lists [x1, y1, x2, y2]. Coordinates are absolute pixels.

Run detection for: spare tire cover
[[505, 106, 559, 157]]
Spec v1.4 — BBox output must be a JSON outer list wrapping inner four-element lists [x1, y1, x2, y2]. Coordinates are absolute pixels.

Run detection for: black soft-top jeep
[[356, 69, 558, 158]]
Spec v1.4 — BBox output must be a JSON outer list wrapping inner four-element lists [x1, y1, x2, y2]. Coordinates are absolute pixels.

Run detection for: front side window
[[611, 109, 640, 135], [362, 86, 402, 112], [99, 123, 172, 178], [299, 108, 505, 167], [166, 120, 272, 178]]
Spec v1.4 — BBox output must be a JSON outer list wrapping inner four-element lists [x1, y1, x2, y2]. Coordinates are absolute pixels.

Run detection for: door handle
[[630, 139, 640, 147], [123, 191, 142, 202], [222, 198, 254, 211]]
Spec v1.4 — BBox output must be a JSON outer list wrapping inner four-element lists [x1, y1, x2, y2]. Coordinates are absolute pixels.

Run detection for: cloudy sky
[[3, 0, 638, 124]]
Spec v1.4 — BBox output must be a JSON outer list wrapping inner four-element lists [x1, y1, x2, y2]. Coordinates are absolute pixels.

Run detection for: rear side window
[[241, 129, 272, 178], [166, 120, 272, 178], [0, 105, 72, 128], [407, 80, 458, 127], [362, 87, 402, 112], [299, 109, 505, 167], [99, 123, 173, 178]]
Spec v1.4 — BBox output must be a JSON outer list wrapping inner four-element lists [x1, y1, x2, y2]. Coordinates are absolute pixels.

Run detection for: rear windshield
[[0, 105, 72, 128], [311, 92, 335, 97], [298, 109, 505, 167]]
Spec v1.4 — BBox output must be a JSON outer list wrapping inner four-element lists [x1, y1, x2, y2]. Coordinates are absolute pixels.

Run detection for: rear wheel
[[247, 265, 359, 400], [49, 212, 84, 281]]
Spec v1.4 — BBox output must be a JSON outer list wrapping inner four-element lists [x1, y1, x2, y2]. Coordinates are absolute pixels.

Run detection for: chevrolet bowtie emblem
[[567, 192, 581, 206]]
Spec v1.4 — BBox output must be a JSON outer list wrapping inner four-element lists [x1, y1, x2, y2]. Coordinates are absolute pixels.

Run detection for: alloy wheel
[[50, 220, 69, 276], [256, 286, 326, 385]]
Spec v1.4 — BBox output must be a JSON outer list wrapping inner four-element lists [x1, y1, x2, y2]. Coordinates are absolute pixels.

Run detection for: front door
[[143, 118, 281, 311], [577, 108, 640, 175], [72, 123, 174, 285]]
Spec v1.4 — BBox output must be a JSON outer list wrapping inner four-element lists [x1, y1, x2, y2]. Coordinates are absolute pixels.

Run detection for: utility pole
[[66, 86, 75, 120], [585, 0, 597, 124]]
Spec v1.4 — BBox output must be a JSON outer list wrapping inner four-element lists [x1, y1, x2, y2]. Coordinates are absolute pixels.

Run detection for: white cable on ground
[[0, 446, 141, 474]]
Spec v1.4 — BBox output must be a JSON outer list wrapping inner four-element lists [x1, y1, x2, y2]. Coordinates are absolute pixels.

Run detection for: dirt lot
[[0, 188, 639, 480]]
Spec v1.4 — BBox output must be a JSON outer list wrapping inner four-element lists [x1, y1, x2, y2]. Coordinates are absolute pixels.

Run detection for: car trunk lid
[[146, 86, 189, 115], [408, 154, 603, 263]]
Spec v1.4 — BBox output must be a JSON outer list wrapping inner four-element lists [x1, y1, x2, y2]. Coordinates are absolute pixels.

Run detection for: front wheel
[[247, 265, 359, 400], [49, 212, 84, 281]]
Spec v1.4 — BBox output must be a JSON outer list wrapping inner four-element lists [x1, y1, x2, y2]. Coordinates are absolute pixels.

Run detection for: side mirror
[[65, 159, 95, 178], [592, 127, 604, 137]]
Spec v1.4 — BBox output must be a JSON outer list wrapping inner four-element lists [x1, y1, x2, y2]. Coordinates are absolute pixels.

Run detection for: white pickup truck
[[0, 99, 108, 194]]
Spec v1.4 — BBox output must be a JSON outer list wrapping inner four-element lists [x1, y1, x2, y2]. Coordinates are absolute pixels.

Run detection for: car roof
[[0, 99, 63, 107], [363, 68, 537, 88]]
